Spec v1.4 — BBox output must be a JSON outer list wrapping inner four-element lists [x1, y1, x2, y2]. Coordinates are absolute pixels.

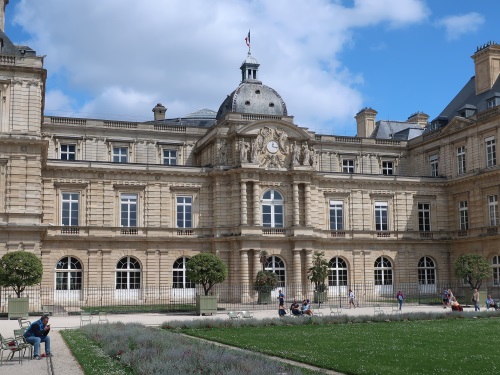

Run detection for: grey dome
[[216, 82, 288, 120], [216, 52, 287, 120]]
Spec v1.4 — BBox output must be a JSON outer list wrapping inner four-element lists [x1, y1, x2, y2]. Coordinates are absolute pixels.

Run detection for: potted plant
[[0, 251, 43, 319], [454, 254, 491, 306], [308, 251, 329, 303], [186, 252, 227, 316], [254, 270, 278, 304]]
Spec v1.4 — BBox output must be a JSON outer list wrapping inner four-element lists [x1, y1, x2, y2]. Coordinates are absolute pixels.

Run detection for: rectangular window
[[342, 159, 354, 174], [60, 144, 76, 160], [121, 193, 137, 227], [329, 200, 344, 230], [488, 195, 499, 226], [163, 149, 177, 165], [382, 161, 393, 175], [113, 147, 128, 163], [61, 192, 79, 226], [485, 137, 496, 168], [429, 154, 438, 177], [418, 203, 431, 231], [459, 201, 468, 230], [457, 146, 466, 175], [177, 196, 192, 228], [375, 201, 388, 231]]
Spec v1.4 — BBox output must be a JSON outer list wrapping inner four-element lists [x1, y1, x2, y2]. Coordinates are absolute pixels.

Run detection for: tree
[[307, 251, 329, 292], [186, 253, 227, 296], [0, 251, 43, 297], [454, 254, 491, 289], [254, 270, 278, 293]]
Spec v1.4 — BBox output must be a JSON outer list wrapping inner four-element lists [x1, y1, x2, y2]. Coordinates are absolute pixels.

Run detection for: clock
[[267, 140, 279, 154]]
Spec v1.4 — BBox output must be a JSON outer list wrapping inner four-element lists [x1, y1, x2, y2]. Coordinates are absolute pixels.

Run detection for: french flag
[[245, 30, 250, 47]]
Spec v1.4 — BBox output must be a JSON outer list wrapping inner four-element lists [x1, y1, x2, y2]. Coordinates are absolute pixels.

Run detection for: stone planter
[[8, 297, 29, 320], [257, 291, 272, 304], [196, 295, 218, 316], [313, 291, 328, 303]]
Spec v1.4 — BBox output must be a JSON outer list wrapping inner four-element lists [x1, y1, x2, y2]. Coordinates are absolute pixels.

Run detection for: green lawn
[[185, 318, 500, 375]]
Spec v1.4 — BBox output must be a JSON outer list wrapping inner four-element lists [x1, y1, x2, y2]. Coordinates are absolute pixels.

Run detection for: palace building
[[0, 1, 498, 307]]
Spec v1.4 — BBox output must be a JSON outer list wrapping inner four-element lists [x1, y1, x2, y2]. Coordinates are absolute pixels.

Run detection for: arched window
[[374, 256, 393, 285], [115, 257, 141, 290], [418, 256, 436, 285], [264, 255, 286, 287], [328, 257, 348, 286], [262, 190, 284, 228], [493, 256, 500, 286], [55, 257, 82, 290], [172, 257, 195, 289]]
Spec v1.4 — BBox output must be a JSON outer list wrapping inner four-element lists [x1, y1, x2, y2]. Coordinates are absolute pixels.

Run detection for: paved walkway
[[0, 304, 458, 374]]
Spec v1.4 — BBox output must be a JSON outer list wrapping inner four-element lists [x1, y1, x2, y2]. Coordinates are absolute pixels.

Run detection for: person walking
[[24, 314, 52, 359], [396, 290, 404, 310], [348, 289, 356, 308], [472, 288, 480, 311], [442, 288, 449, 309]]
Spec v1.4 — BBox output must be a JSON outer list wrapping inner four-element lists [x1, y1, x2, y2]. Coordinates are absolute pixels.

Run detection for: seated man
[[24, 314, 51, 359], [486, 295, 499, 310], [278, 305, 288, 317], [291, 301, 303, 316]]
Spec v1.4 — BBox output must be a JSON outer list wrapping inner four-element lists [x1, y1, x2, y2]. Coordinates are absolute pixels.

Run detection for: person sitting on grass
[[450, 296, 463, 312], [302, 299, 313, 316], [486, 295, 499, 310], [291, 300, 303, 316]]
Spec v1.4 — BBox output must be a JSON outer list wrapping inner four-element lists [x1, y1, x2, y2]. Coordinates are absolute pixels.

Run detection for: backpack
[[398, 295, 403, 301]]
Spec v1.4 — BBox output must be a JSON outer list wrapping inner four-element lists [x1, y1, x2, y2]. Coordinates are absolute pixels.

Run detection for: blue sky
[[4, 0, 500, 135]]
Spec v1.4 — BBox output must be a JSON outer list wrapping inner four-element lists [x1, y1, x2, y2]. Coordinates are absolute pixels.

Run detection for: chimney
[[355, 107, 377, 138], [472, 42, 500, 95], [407, 111, 429, 127], [152, 103, 166, 121], [0, 0, 9, 32]]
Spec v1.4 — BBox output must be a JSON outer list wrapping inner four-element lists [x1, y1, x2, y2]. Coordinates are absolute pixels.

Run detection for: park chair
[[0, 334, 23, 365], [392, 305, 402, 315], [13, 329, 33, 359], [227, 311, 240, 319], [41, 305, 53, 316], [18, 318, 31, 329], [80, 311, 93, 327], [374, 305, 384, 315], [330, 305, 342, 316], [240, 310, 254, 319], [98, 311, 109, 324]]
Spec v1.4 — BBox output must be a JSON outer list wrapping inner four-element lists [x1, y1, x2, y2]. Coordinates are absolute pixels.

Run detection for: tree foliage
[[454, 254, 491, 289], [308, 251, 329, 292], [254, 270, 278, 292], [0, 251, 43, 297], [186, 253, 227, 296]]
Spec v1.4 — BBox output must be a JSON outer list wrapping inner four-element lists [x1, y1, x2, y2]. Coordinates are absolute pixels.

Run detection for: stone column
[[240, 250, 250, 301], [253, 182, 260, 225], [293, 183, 299, 226], [293, 249, 302, 297], [304, 184, 311, 226], [305, 249, 313, 295], [240, 181, 247, 225], [253, 249, 261, 300]]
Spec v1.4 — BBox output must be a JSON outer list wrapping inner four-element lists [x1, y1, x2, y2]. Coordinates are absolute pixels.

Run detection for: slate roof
[[0, 29, 22, 56], [371, 120, 425, 140], [146, 108, 216, 128]]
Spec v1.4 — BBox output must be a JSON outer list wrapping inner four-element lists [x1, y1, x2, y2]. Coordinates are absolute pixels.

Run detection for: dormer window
[[487, 99, 495, 109], [245, 100, 250, 106], [457, 104, 476, 118], [269, 102, 275, 107]]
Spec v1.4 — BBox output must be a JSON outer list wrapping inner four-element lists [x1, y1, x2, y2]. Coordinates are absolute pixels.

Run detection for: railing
[[419, 232, 433, 239], [61, 227, 80, 235], [262, 228, 286, 236], [104, 120, 138, 129], [48, 117, 87, 126], [120, 228, 138, 235], [4, 282, 499, 315], [154, 124, 187, 132], [0, 55, 16, 65]]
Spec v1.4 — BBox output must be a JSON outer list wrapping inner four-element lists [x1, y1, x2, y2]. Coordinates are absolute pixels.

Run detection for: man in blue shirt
[[24, 314, 51, 359]]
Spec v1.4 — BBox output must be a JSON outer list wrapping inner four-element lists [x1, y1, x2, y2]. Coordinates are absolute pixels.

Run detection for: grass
[[184, 317, 500, 375], [60, 329, 133, 375]]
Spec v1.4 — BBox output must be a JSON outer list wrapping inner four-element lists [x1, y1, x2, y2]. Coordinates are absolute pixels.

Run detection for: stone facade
[[0, 4, 498, 306]]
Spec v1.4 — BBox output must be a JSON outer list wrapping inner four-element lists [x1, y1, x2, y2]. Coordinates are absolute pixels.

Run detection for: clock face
[[267, 140, 279, 154]]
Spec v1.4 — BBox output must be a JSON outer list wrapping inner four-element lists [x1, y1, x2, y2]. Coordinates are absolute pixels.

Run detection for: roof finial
[[245, 30, 251, 54]]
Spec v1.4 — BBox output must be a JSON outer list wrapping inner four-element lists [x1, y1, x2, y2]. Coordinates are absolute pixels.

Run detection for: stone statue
[[240, 140, 248, 163], [291, 141, 299, 166], [300, 142, 308, 165], [309, 146, 316, 166], [251, 138, 258, 163], [218, 140, 227, 164]]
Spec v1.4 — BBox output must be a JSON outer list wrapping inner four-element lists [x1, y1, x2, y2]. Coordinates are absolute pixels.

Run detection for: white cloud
[[437, 12, 485, 41], [11, 0, 429, 133]]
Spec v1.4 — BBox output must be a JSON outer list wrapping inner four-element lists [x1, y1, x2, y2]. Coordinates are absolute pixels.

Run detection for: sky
[[4, 0, 500, 136]]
